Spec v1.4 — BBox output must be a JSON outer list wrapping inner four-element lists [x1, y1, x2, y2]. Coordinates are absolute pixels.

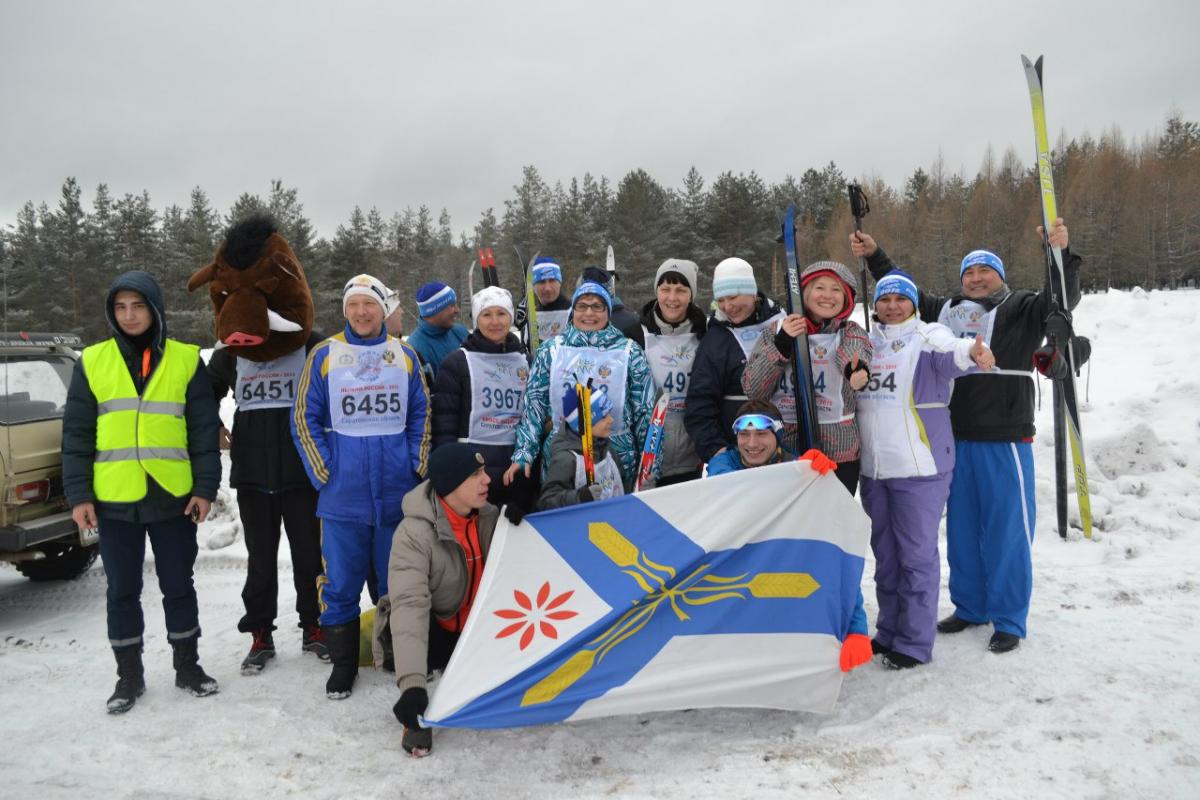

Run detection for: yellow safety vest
[[81, 338, 199, 502]]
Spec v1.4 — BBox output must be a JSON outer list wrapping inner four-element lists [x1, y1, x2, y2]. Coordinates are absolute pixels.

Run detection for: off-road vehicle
[[0, 332, 98, 580]]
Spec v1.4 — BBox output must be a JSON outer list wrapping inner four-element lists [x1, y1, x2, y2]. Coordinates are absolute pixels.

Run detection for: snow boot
[[870, 638, 888, 656], [936, 614, 982, 634], [172, 635, 220, 697], [881, 650, 923, 670], [241, 630, 275, 675], [324, 622, 358, 700], [107, 643, 146, 715], [988, 631, 1021, 654], [301, 624, 330, 662]]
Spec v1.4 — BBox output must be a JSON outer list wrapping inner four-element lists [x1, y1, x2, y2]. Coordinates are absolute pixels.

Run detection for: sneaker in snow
[[241, 630, 276, 675], [302, 625, 330, 662]]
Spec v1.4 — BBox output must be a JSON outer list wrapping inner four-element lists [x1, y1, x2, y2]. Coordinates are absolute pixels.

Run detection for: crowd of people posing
[[62, 213, 1081, 755]]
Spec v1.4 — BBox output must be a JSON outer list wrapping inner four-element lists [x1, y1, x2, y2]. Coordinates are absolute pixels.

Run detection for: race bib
[[644, 330, 699, 415], [464, 351, 529, 446], [235, 347, 306, 411], [809, 332, 851, 424], [327, 338, 409, 437], [549, 342, 631, 435]]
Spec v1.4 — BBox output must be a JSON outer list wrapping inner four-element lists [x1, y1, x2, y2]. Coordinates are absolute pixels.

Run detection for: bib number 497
[[341, 392, 402, 416]]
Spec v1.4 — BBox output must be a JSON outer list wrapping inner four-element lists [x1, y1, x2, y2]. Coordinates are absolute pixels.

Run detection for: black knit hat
[[429, 444, 486, 497]]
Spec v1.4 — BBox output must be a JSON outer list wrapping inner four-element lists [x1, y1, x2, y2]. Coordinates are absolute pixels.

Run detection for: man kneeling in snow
[[386, 443, 498, 756]]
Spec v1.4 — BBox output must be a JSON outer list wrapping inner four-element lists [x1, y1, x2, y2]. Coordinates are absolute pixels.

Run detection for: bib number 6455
[[341, 392, 402, 416]]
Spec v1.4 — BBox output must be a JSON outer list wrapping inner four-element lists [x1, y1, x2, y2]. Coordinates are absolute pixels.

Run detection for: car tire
[[15, 541, 100, 582]]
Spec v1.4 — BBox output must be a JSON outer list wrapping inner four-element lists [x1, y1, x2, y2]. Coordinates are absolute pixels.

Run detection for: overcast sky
[[3, 0, 1198, 241]]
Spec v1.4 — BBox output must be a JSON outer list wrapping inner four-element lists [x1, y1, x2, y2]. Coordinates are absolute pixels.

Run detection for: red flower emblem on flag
[[494, 581, 578, 650]]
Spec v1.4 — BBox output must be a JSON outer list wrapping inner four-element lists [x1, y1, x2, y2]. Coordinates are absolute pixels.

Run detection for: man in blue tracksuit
[[292, 274, 431, 698], [852, 219, 1082, 653]]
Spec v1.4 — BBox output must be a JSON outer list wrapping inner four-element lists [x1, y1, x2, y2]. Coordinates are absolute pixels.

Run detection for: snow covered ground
[[2, 288, 1197, 799]]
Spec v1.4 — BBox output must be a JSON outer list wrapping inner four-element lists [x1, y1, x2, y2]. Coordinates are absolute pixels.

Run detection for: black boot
[[172, 635, 220, 697], [936, 614, 982, 634], [881, 650, 924, 670], [324, 622, 359, 700], [107, 644, 146, 714], [988, 631, 1021, 654]]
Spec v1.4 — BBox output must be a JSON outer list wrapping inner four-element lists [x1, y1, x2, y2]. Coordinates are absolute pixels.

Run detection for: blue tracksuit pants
[[317, 519, 396, 626], [945, 440, 1036, 638]]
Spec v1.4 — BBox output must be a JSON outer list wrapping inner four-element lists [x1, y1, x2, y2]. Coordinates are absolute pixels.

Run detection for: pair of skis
[[514, 246, 541, 355], [575, 380, 597, 486], [1022, 54, 1093, 540]]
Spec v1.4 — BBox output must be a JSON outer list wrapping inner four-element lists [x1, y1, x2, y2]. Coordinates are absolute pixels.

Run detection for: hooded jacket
[[537, 423, 620, 509], [684, 292, 782, 462], [386, 480, 499, 692], [62, 270, 222, 522]]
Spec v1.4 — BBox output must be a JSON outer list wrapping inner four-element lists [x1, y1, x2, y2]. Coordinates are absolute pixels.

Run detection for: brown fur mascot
[[191, 213, 328, 673]]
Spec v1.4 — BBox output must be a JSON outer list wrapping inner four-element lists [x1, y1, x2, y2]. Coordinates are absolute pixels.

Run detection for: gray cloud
[[3, 0, 1197, 238]]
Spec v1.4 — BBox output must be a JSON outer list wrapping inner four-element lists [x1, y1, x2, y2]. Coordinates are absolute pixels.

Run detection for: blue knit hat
[[874, 269, 920, 307], [571, 281, 612, 312], [562, 385, 614, 433], [960, 250, 1006, 280], [532, 256, 563, 284], [416, 282, 457, 318]]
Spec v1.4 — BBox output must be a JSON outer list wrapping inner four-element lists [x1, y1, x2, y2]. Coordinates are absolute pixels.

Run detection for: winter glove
[[840, 633, 873, 673], [773, 326, 796, 358], [393, 687, 429, 730], [503, 503, 525, 526], [799, 449, 837, 476], [577, 485, 603, 504], [843, 356, 870, 381]]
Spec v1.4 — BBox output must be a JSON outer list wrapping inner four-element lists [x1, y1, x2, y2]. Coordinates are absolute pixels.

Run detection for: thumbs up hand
[[970, 334, 995, 371], [847, 353, 870, 391]]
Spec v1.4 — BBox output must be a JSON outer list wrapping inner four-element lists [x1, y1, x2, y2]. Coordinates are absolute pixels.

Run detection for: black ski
[[782, 203, 821, 452]]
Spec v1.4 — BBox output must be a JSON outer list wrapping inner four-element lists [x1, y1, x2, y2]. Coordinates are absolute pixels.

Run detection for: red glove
[[840, 633, 872, 672], [799, 449, 837, 476]]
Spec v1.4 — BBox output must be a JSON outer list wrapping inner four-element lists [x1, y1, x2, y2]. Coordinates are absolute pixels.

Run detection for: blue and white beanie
[[960, 249, 1006, 280], [415, 281, 457, 318], [562, 385, 614, 433], [343, 274, 391, 315], [571, 281, 612, 312], [531, 256, 563, 284], [712, 257, 757, 300], [874, 269, 920, 308]]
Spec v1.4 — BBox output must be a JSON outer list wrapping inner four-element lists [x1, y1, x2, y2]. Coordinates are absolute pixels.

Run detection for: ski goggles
[[732, 414, 783, 434]]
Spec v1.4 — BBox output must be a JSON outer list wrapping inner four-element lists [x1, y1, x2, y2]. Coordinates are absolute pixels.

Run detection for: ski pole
[[848, 183, 871, 331]]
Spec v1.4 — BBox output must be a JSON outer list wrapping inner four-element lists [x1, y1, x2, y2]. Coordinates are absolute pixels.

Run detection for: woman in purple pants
[[857, 271, 995, 669]]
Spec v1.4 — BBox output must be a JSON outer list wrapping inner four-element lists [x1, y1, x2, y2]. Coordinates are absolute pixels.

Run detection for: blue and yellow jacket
[[291, 324, 431, 527]]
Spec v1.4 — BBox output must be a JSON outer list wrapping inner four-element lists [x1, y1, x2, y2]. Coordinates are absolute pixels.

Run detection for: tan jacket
[[384, 480, 498, 692]]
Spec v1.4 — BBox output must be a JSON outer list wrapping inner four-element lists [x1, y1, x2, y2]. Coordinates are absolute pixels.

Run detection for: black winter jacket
[[867, 245, 1082, 441], [622, 299, 709, 348], [62, 271, 222, 523], [432, 330, 538, 510], [683, 293, 782, 462], [206, 331, 325, 492]]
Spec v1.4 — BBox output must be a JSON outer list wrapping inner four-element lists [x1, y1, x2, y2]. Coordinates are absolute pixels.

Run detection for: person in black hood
[[62, 270, 222, 714], [624, 259, 709, 485]]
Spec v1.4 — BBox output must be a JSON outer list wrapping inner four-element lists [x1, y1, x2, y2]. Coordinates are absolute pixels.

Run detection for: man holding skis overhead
[[851, 220, 1081, 654]]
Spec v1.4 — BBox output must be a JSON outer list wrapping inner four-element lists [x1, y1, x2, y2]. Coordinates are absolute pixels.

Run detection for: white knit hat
[[471, 286, 514, 322], [712, 257, 757, 300], [343, 274, 391, 316]]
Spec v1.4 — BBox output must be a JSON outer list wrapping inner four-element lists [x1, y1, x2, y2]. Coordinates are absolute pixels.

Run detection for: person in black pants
[[62, 270, 222, 714]]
